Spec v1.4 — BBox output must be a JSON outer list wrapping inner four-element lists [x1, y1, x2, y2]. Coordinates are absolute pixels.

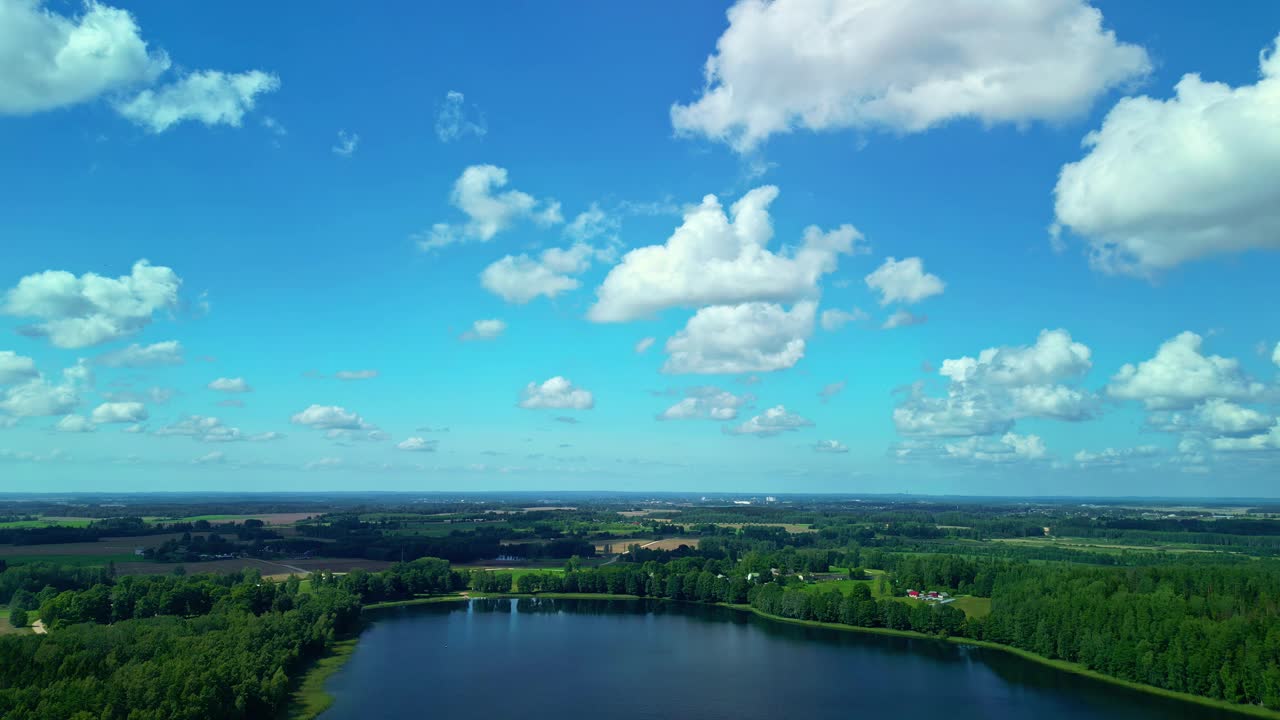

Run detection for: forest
[[0, 566, 360, 720]]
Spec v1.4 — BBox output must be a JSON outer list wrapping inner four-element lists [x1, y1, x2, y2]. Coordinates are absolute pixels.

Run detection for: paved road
[[248, 558, 311, 576]]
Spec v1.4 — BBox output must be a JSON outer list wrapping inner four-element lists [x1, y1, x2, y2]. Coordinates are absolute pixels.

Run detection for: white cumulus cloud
[[480, 243, 604, 303], [865, 257, 944, 306], [945, 433, 1048, 463], [0, 1, 277, 133], [460, 319, 507, 341], [565, 203, 621, 243], [589, 186, 862, 322], [813, 439, 849, 453], [1, 376, 80, 417], [657, 386, 753, 421], [1074, 445, 1160, 467], [518, 376, 594, 410], [0, 0, 168, 114], [663, 301, 815, 375], [115, 69, 279, 133], [941, 329, 1092, 386], [671, 0, 1149, 151], [0, 351, 38, 385], [417, 165, 562, 250], [893, 384, 1014, 438], [91, 401, 147, 424], [154, 415, 245, 442], [725, 405, 813, 437], [896, 329, 1097, 438], [95, 340, 184, 367], [397, 437, 438, 452], [1107, 332, 1263, 410], [290, 405, 373, 431], [634, 337, 655, 354], [1053, 34, 1280, 275], [1192, 399, 1273, 438], [3, 260, 180, 349], [208, 377, 251, 393], [1211, 423, 1280, 453]]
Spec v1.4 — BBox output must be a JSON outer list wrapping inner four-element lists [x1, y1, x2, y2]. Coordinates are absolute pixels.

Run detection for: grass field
[[160, 513, 316, 525], [634, 537, 700, 551], [286, 638, 359, 720], [949, 596, 992, 618], [0, 517, 94, 529], [357, 512, 456, 522], [2, 553, 138, 567], [807, 570, 990, 619], [0, 604, 33, 635]]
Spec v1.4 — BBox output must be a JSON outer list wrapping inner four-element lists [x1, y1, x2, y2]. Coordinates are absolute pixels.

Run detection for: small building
[[907, 589, 920, 598]]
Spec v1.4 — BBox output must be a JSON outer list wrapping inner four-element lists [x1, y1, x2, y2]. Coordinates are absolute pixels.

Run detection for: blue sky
[[1, 0, 1278, 495]]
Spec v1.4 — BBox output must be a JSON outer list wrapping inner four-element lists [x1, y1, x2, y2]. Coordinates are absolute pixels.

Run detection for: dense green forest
[[0, 566, 360, 720]]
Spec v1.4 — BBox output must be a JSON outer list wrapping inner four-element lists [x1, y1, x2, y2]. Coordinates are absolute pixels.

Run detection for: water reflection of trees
[[977, 646, 1238, 720], [382, 597, 1235, 720]]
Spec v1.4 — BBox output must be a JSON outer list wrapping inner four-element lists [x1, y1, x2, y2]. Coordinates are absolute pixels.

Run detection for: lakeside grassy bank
[[284, 638, 358, 720], [362, 595, 470, 610], [290, 593, 1280, 720]]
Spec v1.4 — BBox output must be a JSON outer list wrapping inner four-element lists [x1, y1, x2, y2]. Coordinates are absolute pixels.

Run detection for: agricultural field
[[0, 532, 209, 557], [991, 536, 1219, 554], [158, 513, 319, 525], [634, 537, 700, 551], [593, 538, 649, 552], [711, 522, 816, 533], [618, 509, 680, 519], [0, 517, 95, 529], [384, 520, 511, 537]]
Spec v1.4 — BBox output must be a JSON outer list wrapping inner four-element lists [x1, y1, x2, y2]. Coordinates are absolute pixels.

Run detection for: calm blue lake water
[[321, 598, 1246, 720]]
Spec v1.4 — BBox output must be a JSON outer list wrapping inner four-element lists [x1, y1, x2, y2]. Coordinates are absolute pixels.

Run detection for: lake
[[320, 598, 1247, 720]]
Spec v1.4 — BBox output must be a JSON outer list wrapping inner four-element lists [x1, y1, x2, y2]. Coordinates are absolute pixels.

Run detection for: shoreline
[[292, 593, 1280, 720], [283, 638, 358, 720], [731, 604, 1280, 720]]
